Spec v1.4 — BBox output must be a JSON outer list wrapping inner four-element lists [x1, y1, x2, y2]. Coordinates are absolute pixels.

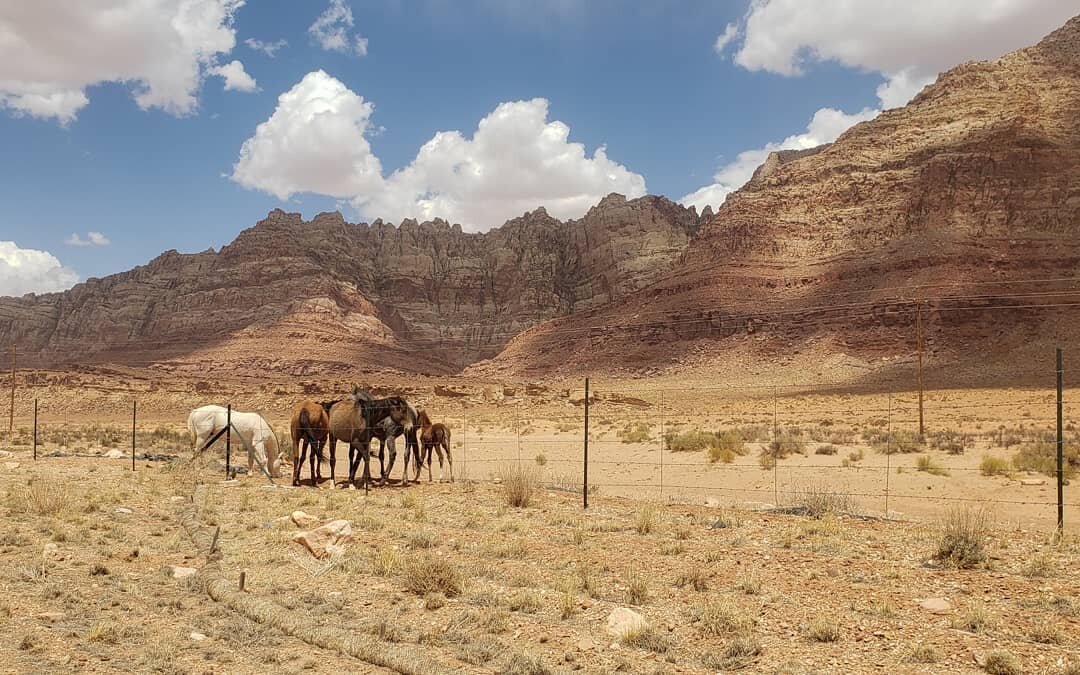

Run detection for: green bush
[[980, 455, 1010, 477], [617, 422, 652, 444], [667, 430, 719, 453], [1012, 441, 1078, 478]]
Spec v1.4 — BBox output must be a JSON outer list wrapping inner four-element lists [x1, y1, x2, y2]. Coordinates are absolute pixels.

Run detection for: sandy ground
[[0, 454, 1076, 674]]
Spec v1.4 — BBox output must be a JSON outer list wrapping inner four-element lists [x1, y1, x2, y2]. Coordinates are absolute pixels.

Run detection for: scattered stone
[[576, 638, 595, 651], [170, 566, 198, 579], [189, 632, 207, 641], [291, 510, 320, 528], [169, 496, 187, 503], [3, 462, 19, 470], [1020, 478, 1046, 486], [292, 519, 353, 560], [606, 607, 648, 637], [918, 597, 952, 614], [38, 612, 65, 623], [115, 507, 133, 514], [103, 449, 127, 459]]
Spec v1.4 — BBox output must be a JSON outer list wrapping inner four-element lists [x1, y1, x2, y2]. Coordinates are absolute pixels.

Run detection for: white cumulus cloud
[[244, 37, 287, 57], [360, 98, 647, 229], [0, 242, 79, 297], [0, 0, 249, 124], [208, 60, 257, 92], [232, 74, 646, 231], [729, 0, 1078, 109], [230, 70, 383, 200], [688, 0, 1077, 213], [309, 0, 369, 56], [681, 107, 877, 212], [64, 231, 111, 247]]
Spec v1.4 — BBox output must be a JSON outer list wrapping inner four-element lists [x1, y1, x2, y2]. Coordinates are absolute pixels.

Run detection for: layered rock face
[[487, 17, 1080, 381], [0, 195, 702, 375]]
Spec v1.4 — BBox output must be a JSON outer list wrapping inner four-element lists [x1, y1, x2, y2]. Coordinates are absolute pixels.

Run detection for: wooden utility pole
[[7, 345, 15, 439], [915, 301, 925, 438]]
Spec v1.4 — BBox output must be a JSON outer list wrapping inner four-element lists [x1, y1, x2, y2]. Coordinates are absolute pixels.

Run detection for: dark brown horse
[[289, 401, 329, 487], [326, 388, 412, 489], [417, 409, 453, 482]]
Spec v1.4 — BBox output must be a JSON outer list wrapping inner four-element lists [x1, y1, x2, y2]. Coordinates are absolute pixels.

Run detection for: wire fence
[[1, 364, 1077, 533]]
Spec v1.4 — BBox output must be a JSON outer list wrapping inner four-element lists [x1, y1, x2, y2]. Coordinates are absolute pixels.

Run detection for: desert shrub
[[767, 431, 805, 458], [708, 446, 738, 464], [497, 464, 539, 508], [980, 455, 1011, 476], [371, 548, 400, 576], [16, 480, 67, 516], [735, 567, 762, 595], [916, 455, 949, 476], [699, 636, 762, 670], [625, 573, 649, 604], [424, 593, 446, 610], [815, 444, 837, 455], [508, 590, 542, 613], [402, 554, 463, 597], [1024, 552, 1055, 578], [667, 430, 718, 453], [736, 425, 771, 442], [674, 567, 708, 591], [952, 601, 994, 633], [716, 430, 747, 454], [930, 430, 971, 455], [758, 453, 776, 470], [903, 642, 941, 664], [501, 650, 551, 675], [981, 649, 1020, 675], [934, 507, 991, 569], [875, 430, 924, 454], [1030, 622, 1064, 644], [406, 529, 438, 549], [787, 482, 854, 518], [1012, 440, 1078, 478], [617, 422, 652, 443], [533, 453, 547, 467]]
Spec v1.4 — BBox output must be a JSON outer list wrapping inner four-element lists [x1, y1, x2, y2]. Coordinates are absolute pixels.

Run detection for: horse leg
[[424, 443, 434, 482], [294, 439, 306, 486], [435, 444, 446, 482], [443, 440, 454, 482], [383, 437, 397, 484], [328, 435, 337, 489], [310, 439, 321, 487]]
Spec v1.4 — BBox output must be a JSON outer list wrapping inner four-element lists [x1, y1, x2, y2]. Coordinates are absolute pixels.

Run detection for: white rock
[[103, 449, 127, 459], [115, 507, 133, 514], [170, 566, 198, 579], [169, 496, 187, 503], [292, 520, 353, 560], [189, 632, 207, 641], [3, 462, 19, 470], [606, 607, 648, 637], [290, 510, 321, 529], [918, 597, 952, 614]]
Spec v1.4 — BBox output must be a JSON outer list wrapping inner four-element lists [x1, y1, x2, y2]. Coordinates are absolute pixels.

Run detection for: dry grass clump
[[674, 566, 709, 591], [508, 590, 543, 613], [497, 464, 539, 508], [456, 638, 501, 666], [767, 431, 806, 459], [815, 444, 838, 455], [980, 455, 1011, 476], [1012, 440, 1078, 478], [87, 620, 121, 644], [402, 553, 463, 597], [934, 506, 992, 569], [635, 502, 662, 534], [557, 581, 577, 619], [424, 592, 446, 610], [806, 616, 841, 642], [1024, 552, 1055, 578], [903, 642, 941, 664], [406, 529, 438, 549], [16, 480, 68, 516], [501, 649, 551, 675], [699, 636, 762, 670], [625, 573, 650, 604], [690, 597, 754, 635], [667, 429, 717, 453], [981, 649, 1021, 675], [916, 455, 949, 476], [735, 567, 762, 595], [951, 601, 994, 633], [1029, 621, 1065, 644], [620, 625, 674, 653], [370, 548, 400, 576], [577, 566, 601, 599]]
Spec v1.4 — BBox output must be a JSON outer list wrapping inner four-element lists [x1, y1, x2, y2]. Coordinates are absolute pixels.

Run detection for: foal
[[417, 409, 454, 482], [289, 401, 329, 487]]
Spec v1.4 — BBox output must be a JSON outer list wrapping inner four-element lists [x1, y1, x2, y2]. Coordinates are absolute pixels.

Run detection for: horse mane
[[416, 409, 432, 426], [319, 400, 340, 413]]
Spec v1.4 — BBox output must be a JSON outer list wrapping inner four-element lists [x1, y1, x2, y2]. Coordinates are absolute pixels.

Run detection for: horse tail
[[187, 413, 197, 450]]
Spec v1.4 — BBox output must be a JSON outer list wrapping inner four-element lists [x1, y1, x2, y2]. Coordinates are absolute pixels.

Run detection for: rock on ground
[[606, 607, 648, 637], [292, 519, 352, 560]]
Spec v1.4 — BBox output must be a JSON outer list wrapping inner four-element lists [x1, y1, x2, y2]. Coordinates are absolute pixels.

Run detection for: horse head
[[386, 396, 410, 426], [319, 400, 340, 414]]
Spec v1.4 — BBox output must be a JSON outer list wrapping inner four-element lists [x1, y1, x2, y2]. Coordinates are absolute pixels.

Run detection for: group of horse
[[186, 387, 451, 489]]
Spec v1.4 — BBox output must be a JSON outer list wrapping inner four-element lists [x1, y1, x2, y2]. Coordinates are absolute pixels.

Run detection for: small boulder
[[1020, 478, 1046, 486], [38, 612, 65, 623], [170, 566, 198, 579], [292, 519, 353, 560], [115, 507, 133, 514], [189, 632, 207, 641], [606, 607, 648, 637], [918, 597, 952, 614], [290, 510, 320, 529], [103, 449, 127, 459]]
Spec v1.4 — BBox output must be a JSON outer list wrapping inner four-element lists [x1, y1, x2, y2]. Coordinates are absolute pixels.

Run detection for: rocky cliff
[[485, 16, 1080, 382], [0, 195, 702, 375]]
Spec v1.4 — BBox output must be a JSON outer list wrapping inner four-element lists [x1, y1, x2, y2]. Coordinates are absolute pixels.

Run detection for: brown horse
[[327, 388, 412, 489], [417, 409, 453, 482], [289, 401, 329, 487]]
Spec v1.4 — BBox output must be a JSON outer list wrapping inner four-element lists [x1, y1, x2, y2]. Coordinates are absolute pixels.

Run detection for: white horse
[[187, 405, 283, 478]]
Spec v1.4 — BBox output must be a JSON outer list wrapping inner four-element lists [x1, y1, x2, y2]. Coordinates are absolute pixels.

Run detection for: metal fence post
[[225, 404, 232, 479], [32, 399, 37, 460], [659, 390, 664, 500], [1057, 347, 1064, 532], [772, 386, 778, 507], [583, 377, 589, 510], [885, 387, 892, 516], [515, 413, 522, 467], [131, 400, 137, 471]]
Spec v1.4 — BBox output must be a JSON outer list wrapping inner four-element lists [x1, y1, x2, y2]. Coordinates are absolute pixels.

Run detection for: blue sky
[[0, 0, 1075, 294]]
